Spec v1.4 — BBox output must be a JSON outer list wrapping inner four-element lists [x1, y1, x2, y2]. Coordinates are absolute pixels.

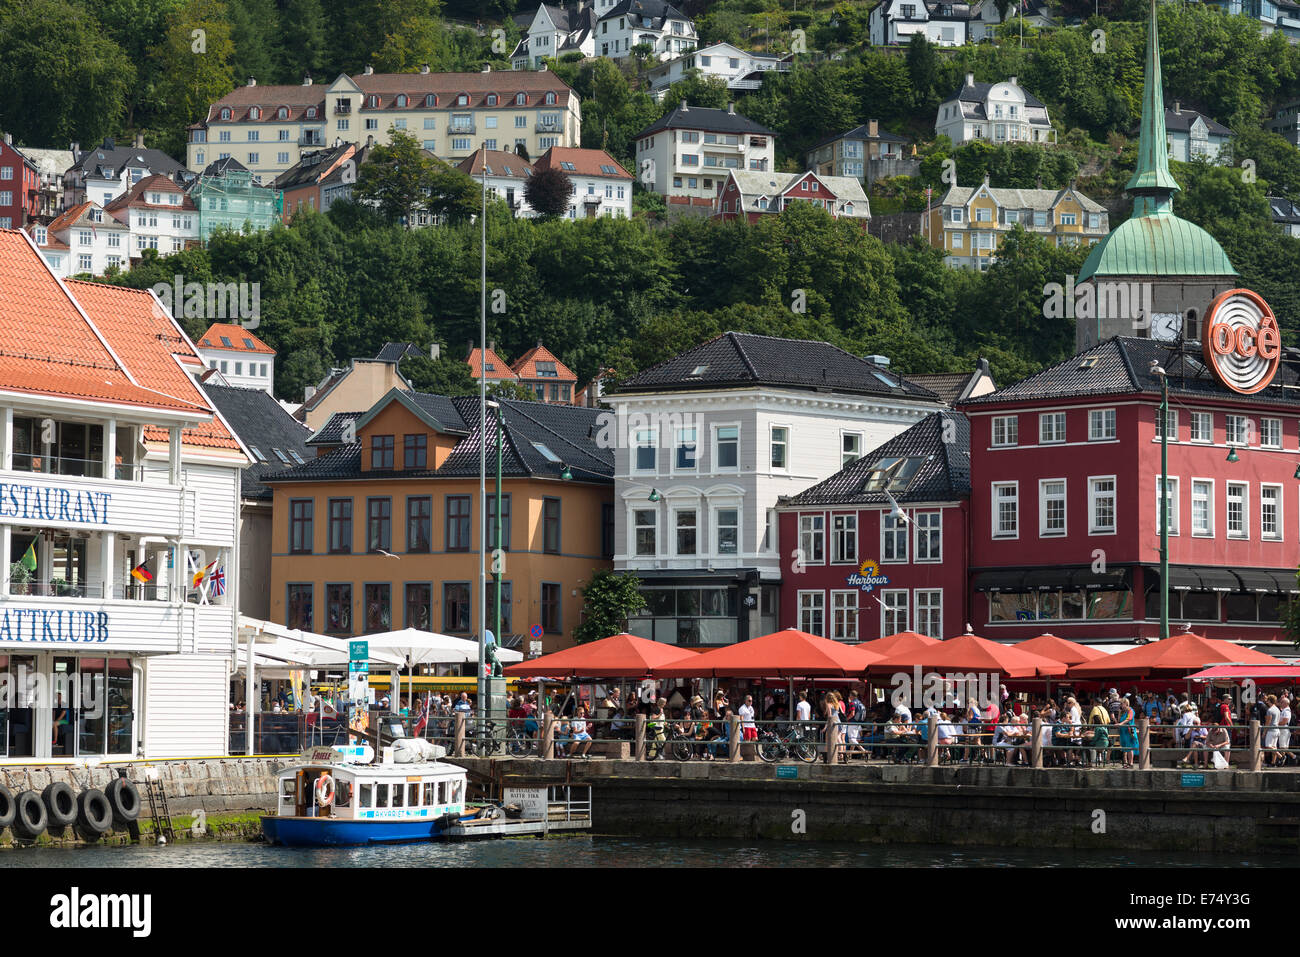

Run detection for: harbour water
[[0, 838, 1290, 868]]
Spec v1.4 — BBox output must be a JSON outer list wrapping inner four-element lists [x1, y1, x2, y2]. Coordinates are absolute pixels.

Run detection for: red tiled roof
[[197, 322, 276, 355], [467, 346, 519, 381], [534, 147, 631, 180], [457, 148, 534, 179], [511, 343, 576, 382], [46, 202, 92, 234], [104, 174, 196, 213], [205, 86, 326, 124]]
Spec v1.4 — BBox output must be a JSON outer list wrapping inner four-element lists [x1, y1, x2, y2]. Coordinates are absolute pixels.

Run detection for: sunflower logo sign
[[846, 559, 890, 593]]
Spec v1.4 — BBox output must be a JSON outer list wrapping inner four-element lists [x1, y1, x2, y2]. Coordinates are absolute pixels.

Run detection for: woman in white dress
[[1263, 694, 1281, 766]]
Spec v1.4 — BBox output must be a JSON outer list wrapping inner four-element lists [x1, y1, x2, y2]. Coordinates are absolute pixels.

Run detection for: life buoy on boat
[[314, 774, 335, 807]]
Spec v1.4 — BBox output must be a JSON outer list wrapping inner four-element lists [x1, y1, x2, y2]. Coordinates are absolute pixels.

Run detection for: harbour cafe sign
[[1202, 289, 1281, 395], [846, 559, 890, 593]]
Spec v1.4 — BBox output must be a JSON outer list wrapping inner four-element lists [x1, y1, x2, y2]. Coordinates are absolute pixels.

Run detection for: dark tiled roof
[[375, 341, 425, 363], [1268, 196, 1300, 224], [635, 106, 775, 139], [807, 124, 909, 152], [202, 384, 312, 500], [614, 332, 941, 401], [71, 142, 187, 179], [961, 337, 1300, 409], [407, 392, 470, 433], [200, 156, 249, 177], [272, 144, 352, 191], [600, 0, 690, 25], [786, 412, 970, 506], [905, 373, 973, 405], [947, 80, 1046, 109], [1164, 108, 1232, 136], [306, 410, 366, 446]]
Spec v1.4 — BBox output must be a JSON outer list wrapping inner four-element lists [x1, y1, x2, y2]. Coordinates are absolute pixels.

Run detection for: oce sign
[[1202, 289, 1281, 395]]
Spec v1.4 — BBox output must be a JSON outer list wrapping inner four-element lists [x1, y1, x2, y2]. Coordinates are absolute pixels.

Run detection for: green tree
[[278, 0, 328, 82], [524, 165, 573, 219], [572, 571, 646, 645], [150, 0, 236, 155], [402, 352, 477, 394]]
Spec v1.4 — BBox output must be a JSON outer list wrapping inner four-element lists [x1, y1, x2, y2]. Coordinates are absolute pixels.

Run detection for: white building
[[643, 42, 785, 99], [935, 74, 1056, 146], [608, 332, 942, 646], [633, 102, 775, 204], [25, 202, 131, 277], [1164, 104, 1233, 164], [0, 230, 247, 761], [105, 174, 200, 259], [596, 0, 697, 60], [534, 146, 634, 218], [195, 323, 276, 395], [869, 0, 978, 46], [62, 137, 192, 209], [456, 147, 538, 216], [510, 3, 597, 69]]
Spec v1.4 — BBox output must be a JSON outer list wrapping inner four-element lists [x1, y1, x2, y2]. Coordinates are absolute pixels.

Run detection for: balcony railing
[[5, 580, 170, 601], [334, 104, 352, 115], [299, 134, 325, 146], [449, 123, 477, 135], [535, 121, 564, 133], [11, 453, 172, 484]]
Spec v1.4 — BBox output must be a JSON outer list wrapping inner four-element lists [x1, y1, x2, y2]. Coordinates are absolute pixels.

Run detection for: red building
[[0, 136, 40, 229], [777, 412, 970, 641], [714, 169, 870, 224], [960, 336, 1300, 646]]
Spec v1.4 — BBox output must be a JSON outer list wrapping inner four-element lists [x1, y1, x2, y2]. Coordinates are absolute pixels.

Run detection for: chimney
[[865, 354, 890, 367], [489, 339, 496, 353], [134, 132, 144, 149], [363, 64, 374, 75], [983, 170, 990, 186], [429, 343, 441, 360], [303, 75, 313, 86], [248, 77, 256, 87], [965, 72, 975, 87], [680, 99, 688, 112], [1036, 175, 1042, 189], [1174, 100, 1181, 115], [868, 119, 879, 137], [70, 141, 80, 159], [727, 102, 735, 115], [482, 64, 491, 72], [304, 385, 317, 402], [1009, 75, 1017, 86], [421, 63, 431, 74], [2, 133, 10, 146]]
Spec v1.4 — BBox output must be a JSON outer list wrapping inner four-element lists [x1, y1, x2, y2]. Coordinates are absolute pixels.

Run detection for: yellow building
[[267, 390, 613, 656], [928, 177, 1109, 270], [188, 68, 582, 184]]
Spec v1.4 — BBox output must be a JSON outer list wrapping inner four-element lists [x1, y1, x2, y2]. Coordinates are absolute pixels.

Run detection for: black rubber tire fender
[[0, 783, 15, 830], [104, 777, 141, 826], [43, 782, 77, 828], [11, 790, 47, 840], [75, 789, 113, 837]]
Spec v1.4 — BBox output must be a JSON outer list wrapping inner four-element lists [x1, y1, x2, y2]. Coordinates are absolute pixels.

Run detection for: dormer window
[[277, 107, 288, 119], [457, 94, 468, 105], [306, 107, 317, 118], [515, 92, 527, 105], [397, 94, 408, 107], [220, 108, 232, 120], [367, 95, 379, 108], [487, 94, 498, 106], [545, 92, 557, 105], [249, 107, 261, 119], [425, 94, 437, 107]]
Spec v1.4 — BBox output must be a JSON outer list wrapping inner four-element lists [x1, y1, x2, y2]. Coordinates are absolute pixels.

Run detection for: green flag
[[19, 540, 35, 572]]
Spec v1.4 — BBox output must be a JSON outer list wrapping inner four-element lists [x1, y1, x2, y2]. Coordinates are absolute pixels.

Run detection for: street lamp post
[[1152, 361, 1170, 640], [477, 153, 488, 726]]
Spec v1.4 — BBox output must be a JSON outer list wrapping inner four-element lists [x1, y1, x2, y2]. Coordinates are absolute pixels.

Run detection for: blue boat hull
[[261, 815, 451, 847]]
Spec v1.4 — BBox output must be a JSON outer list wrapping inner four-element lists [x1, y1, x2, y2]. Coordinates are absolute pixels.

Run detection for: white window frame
[[798, 590, 825, 637], [632, 428, 657, 474], [1039, 478, 1067, 537], [1261, 483, 1282, 541], [830, 590, 858, 641], [769, 425, 789, 471], [1225, 414, 1250, 447], [712, 503, 740, 556], [914, 511, 941, 562], [831, 513, 857, 565], [632, 506, 658, 557], [1087, 475, 1117, 535], [1191, 478, 1214, 538], [712, 423, 739, 473], [1262, 417, 1282, 450], [881, 511, 908, 563], [841, 431, 863, 466], [673, 426, 698, 473], [991, 415, 1017, 448], [1039, 412, 1066, 445], [673, 507, 699, 555], [1226, 481, 1247, 540], [1088, 408, 1116, 441], [992, 482, 1019, 539], [1156, 408, 1178, 442], [915, 589, 942, 639], [798, 513, 825, 565], [1189, 411, 1212, 444], [880, 589, 909, 637], [1157, 475, 1180, 537]]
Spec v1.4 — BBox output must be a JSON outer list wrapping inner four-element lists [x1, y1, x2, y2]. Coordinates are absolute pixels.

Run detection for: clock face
[[1151, 312, 1182, 341]]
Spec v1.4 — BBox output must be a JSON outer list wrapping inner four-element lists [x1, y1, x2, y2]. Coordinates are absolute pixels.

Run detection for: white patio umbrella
[[359, 628, 523, 719]]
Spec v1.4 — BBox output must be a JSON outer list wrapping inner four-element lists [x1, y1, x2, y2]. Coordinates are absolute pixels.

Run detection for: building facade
[[104, 174, 200, 259], [935, 75, 1056, 147], [643, 43, 791, 100], [805, 121, 914, 185], [533, 147, 633, 218], [26, 203, 131, 278], [196, 323, 276, 394], [0, 136, 39, 229], [1164, 104, 1233, 164], [869, 0, 979, 46], [715, 169, 870, 222], [63, 138, 191, 209], [190, 160, 283, 240], [633, 102, 775, 203]]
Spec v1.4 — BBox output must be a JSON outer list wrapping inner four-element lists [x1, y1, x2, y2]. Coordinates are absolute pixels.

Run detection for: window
[[452, 138, 471, 151], [1226, 414, 1249, 447], [406, 496, 432, 553], [882, 513, 908, 562], [1262, 418, 1282, 449], [993, 483, 1018, 538], [915, 590, 942, 639], [1039, 479, 1067, 536], [446, 496, 471, 551], [328, 498, 352, 553], [716, 508, 738, 554], [634, 508, 657, 556], [674, 509, 697, 555], [541, 582, 561, 633], [842, 432, 862, 466], [366, 497, 391, 552], [799, 591, 825, 636], [915, 511, 941, 561], [78, 254, 92, 272], [1039, 412, 1066, 444], [404, 583, 432, 631], [364, 583, 391, 633], [799, 514, 824, 563], [1089, 477, 1116, 534], [443, 583, 471, 632], [370, 434, 394, 469], [950, 207, 964, 223], [1191, 480, 1213, 537], [831, 591, 858, 641], [287, 584, 313, 630], [325, 584, 352, 634], [713, 425, 739, 470], [1262, 484, 1281, 540], [633, 429, 657, 472], [1157, 476, 1180, 537], [289, 499, 313, 553], [542, 497, 561, 554], [675, 427, 697, 470], [484, 580, 512, 635], [1088, 408, 1116, 441], [404, 433, 427, 469], [1190, 411, 1212, 443], [1157, 408, 1178, 442], [831, 514, 857, 564], [991, 416, 1017, 447], [487, 494, 511, 550], [881, 590, 908, 636], [770, 427, 788, 469]]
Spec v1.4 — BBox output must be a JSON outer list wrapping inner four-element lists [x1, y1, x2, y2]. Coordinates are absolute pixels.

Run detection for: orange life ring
[[314, 774, 335, 807]]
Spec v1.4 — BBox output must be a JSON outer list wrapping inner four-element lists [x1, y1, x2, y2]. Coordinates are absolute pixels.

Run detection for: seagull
[[377, 550, 401, 560], [883, 489, 911, 525]]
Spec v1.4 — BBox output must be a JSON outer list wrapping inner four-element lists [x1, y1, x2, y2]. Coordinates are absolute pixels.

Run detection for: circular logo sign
[[1202, 289, 1281, 395]]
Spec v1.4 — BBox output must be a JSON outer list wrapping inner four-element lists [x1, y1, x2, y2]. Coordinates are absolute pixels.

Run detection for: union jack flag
[[210, 565, 226, 597]]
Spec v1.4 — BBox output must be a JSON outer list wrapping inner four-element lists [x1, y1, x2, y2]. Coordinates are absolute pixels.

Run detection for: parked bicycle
[[645, 725, 694, 762], [757, 724, 820, 764], [464, 720, 502, 757], [507, 722, 535, 757]]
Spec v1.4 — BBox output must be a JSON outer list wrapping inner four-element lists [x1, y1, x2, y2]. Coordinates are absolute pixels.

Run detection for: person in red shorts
[[738, 694, 758, 741]]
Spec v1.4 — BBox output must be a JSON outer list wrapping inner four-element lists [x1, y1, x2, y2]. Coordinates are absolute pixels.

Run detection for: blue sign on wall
[[776, 765, 798, 780], [1181, 773, 1205, 787], [349, 640, 368, 661]]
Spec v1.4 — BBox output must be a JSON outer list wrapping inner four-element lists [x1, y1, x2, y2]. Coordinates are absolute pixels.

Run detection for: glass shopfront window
[[626, 586, 737, 645], [1, 654, 133, 758], [989, 589, 1133, 622]]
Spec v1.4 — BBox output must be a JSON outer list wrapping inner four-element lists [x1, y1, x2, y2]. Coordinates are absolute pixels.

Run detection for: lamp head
[[1226, 447, 1239, 463], [648, 488, 661, 502]]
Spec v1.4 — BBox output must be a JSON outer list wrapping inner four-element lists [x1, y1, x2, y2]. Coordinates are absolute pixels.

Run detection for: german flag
[[130, 560, 153, 584]]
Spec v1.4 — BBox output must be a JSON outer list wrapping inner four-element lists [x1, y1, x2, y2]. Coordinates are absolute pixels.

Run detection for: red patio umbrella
[[501, 633, 698, 678], [867, 633, 1068, 679], [1068, 632, 1282, 681], [862, 631, 940, 656], [652, 628, 885, 678], [1014, 633, 1110, 667]]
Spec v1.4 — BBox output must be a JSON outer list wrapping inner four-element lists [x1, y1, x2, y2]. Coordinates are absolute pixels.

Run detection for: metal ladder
[[145, 779, 176, 844]]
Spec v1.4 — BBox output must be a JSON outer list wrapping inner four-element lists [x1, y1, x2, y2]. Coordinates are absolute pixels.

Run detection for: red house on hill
[[0, 137, 40, 229], [715, 169, 870, 224]]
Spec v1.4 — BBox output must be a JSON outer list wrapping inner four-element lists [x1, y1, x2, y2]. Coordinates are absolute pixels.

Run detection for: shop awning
[[973, 566, 1131, 592], [1143, 566, 1297, 593], [1069, 632, 1284, 680], [1188, 664, 1300, 682]]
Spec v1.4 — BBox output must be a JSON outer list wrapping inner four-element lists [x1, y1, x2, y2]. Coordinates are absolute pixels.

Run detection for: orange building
[[510, 342, 577, 404], [265, 389, 614, 655]]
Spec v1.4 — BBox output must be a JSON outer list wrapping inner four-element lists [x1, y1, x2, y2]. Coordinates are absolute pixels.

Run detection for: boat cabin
[[275, 753, 467, 823]]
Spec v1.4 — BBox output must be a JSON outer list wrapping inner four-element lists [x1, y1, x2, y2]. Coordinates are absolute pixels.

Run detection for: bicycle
[[757, 724, 820, 764], [464, 720, 502, 757], [645, 725, 694, 761], [507, 721, 535, 757]]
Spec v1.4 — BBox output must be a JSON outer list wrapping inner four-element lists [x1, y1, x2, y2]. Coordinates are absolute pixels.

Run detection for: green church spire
[[1126, 0, 1180, 213]]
